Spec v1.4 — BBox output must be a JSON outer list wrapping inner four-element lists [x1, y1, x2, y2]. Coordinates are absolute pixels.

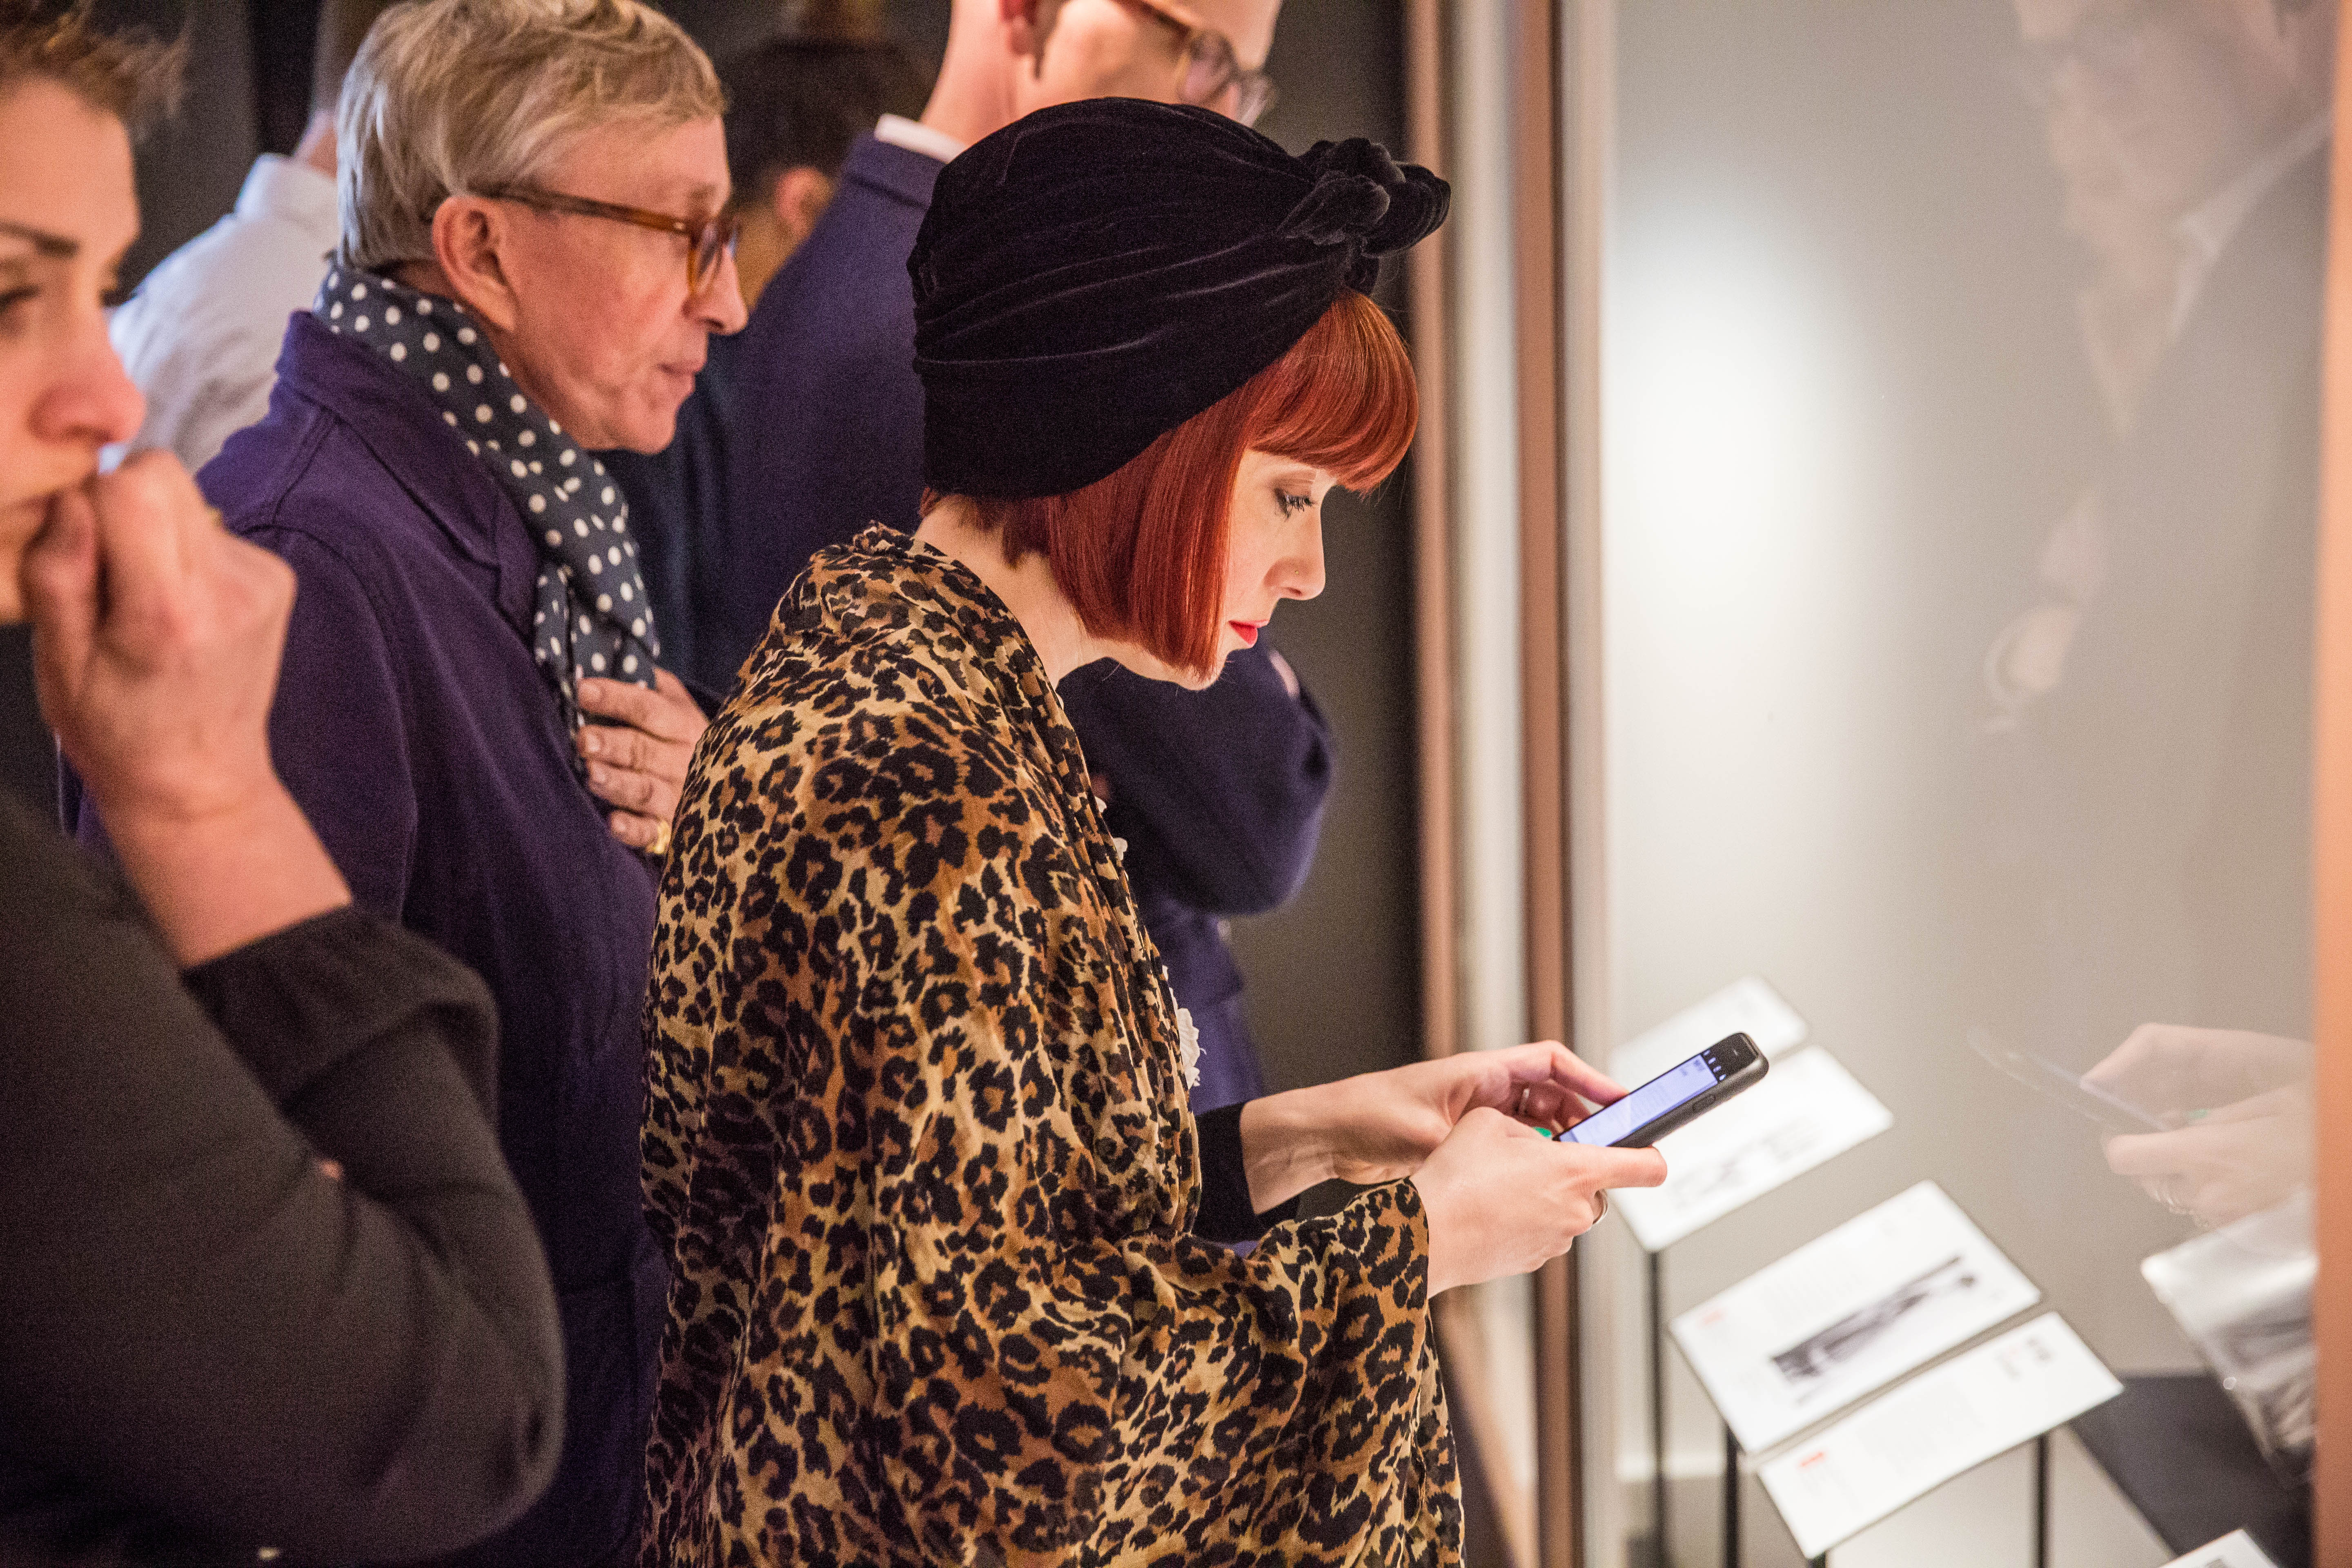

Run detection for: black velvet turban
[[910, 98, 1450, 499]]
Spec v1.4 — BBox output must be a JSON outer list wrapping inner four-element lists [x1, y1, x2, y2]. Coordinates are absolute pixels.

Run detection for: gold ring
[[648, 818, 673, 859]]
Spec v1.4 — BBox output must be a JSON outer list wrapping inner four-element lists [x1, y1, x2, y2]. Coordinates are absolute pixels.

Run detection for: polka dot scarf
[[314, 265, 660, 725]]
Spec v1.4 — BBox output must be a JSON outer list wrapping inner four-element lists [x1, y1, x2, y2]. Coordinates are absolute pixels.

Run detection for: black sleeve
[[0, 798, 563, 1562], [1061, 644, 1334, 917], [1191, 1102, 1301, 1243]]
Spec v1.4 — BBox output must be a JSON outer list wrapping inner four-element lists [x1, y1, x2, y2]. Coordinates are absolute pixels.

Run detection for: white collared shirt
[[109, 154, 341, 473], [873, 113, 970, 168], [2170, 114, 2331, 339]]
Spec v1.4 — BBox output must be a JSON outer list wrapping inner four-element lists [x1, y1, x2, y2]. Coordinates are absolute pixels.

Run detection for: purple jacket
[[191, 313, 661, 1567]]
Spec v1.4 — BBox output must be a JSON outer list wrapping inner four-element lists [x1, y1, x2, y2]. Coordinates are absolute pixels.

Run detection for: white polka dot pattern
[[314, 265, 659, 721]]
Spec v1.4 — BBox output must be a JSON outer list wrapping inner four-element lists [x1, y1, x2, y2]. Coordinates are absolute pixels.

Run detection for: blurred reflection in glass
[[2143, 1191, 2317, 1481], [1977, 0, 2332, 1115], [2087, 1024, 2313, 1225]]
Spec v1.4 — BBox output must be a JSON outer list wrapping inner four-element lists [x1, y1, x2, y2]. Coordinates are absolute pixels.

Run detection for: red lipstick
[[1230, 621, 1261, 647]]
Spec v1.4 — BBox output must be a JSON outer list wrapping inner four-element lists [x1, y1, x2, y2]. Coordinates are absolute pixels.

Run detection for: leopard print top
[[639, 528, 1459, 1566]]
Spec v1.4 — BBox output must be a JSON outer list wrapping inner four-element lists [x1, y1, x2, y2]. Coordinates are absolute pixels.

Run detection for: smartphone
[[1561, 1032, 1768, 1147], [1966, 1028, 2165, 1134]]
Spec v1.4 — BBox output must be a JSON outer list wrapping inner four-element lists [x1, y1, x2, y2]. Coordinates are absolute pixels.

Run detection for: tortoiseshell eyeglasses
[[1110, 0, 1278, 128], [478, 185, 740, 294]]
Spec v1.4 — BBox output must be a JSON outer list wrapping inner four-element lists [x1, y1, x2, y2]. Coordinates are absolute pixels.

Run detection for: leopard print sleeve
[[639, 532, 1462, 1568]]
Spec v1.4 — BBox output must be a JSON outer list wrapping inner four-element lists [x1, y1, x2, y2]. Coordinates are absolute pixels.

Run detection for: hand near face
[[22, 453, 292, 829], [575, 669, 706, 851]]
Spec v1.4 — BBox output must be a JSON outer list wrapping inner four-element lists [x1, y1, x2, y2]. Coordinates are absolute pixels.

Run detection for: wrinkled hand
[[23, 454, 292, 830], [575, 669, 706, 851], [1318, 1040, 1630, 1187], [1412, 1108, 1668, 1296]]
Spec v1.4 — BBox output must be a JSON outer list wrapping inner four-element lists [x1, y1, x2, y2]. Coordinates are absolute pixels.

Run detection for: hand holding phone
[[1411, 1107, 1668, 1294], [1559, 1032, 1768, 1148]]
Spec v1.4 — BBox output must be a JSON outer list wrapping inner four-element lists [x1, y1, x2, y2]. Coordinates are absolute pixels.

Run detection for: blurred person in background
[[0, 4, 561, 1559], [1976, 0, 2334, 1074], [712, 0, 1324, 1118], [106, 0, 399, 474], [604, 18, 926, 687], [724, 27, 930, 312], [74, 1, 741, 1561], [710, 0, 1278, 665]]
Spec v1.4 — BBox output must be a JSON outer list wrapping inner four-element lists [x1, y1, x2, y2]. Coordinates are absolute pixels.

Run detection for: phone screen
[[1564, 1052, 1724, 1146]]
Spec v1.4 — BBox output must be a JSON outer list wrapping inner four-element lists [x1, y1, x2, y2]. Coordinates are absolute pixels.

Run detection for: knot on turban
[[1281, 138, 1447, 289], [911, 99, 1449, 499]]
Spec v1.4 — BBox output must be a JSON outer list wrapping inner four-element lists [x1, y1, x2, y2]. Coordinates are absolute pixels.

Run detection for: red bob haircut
[[943, 290, 1419, 677]]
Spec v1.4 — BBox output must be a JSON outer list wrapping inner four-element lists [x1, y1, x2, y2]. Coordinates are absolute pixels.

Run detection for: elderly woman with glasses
[[72, 1, 742, 1562]]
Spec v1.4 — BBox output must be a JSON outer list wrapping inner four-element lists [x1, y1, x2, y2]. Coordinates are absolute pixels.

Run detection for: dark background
[[4, 0, 1423, 1097]]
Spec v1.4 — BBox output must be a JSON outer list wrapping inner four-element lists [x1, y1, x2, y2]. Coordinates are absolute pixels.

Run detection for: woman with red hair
[[640, 100, 1665, 1567]]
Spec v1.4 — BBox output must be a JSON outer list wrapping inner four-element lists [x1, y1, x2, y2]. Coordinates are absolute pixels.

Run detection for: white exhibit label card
[[1613, 975, 1810, 1086], [1757, 1313, 2122, 1559], [1672, 1181, 2042, 1451], [2161, 1530, 2280, 1568], [1612, 1048, 1892, 1252]]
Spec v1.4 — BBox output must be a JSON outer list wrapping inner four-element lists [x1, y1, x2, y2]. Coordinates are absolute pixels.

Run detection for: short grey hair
[[337, 0, 724, 272]]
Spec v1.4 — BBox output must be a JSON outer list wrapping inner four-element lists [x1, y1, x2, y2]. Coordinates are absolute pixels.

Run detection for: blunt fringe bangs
[[964, 292, 1417, 678]]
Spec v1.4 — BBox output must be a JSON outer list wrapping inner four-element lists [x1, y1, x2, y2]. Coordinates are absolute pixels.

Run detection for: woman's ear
[[430, 196, 523, 333]]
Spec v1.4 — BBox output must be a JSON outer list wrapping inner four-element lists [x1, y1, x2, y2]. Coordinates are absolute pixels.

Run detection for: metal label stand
[[1649, 1247, 1669, 1566], [1724, 1426, 1742, 1568], [2035, 1430, 2051, 1566]]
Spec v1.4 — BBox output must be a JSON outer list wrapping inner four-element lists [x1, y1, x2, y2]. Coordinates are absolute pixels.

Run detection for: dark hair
[[719, 33, 927, 207], [312, 0, 403, 118], [0, 0, 183, 131]]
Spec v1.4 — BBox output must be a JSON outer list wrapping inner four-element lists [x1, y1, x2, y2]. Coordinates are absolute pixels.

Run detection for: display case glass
[[1586, 2, 2328, 1561]]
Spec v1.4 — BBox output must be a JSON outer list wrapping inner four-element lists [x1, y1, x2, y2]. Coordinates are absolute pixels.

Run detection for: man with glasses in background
[[1972, 0, 2337, 1243], [713, 0, 1280, 679], [601, 21, 927, 687], [717, 0, 1330, 1125]]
